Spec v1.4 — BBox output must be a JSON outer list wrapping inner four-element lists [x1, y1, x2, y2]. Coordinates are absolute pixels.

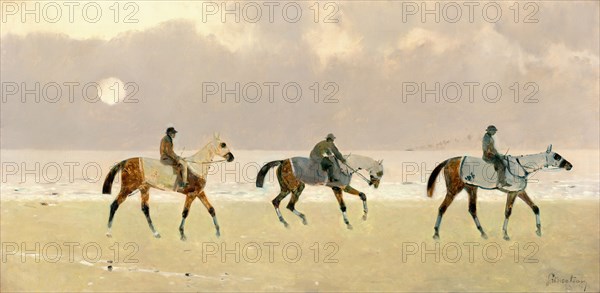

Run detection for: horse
[[426, 144, 572, 240], [102, 133, 235, 240], [256, 154, 384, 229]]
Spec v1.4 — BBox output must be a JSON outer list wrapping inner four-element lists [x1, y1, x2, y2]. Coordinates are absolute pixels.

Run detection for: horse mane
[[187, 141, 214, 161]]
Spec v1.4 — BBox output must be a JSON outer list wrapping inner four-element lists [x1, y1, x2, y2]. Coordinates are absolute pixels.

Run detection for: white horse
[[102, 134, 234, 240], [256, 154, 384, 229], [427, 144, 573, 240]]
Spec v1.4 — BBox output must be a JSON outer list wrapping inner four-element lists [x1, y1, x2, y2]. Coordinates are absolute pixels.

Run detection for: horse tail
[[102, 160, 126, 194], [427, 158, 454, 197], [256, 160, 283, 188]]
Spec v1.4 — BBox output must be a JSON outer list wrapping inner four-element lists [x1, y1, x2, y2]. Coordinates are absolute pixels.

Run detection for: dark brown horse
[[427, 145, 572, 240], [102, 134, 234, 240]]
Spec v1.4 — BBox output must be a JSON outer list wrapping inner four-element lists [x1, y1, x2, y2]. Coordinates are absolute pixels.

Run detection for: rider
[[310, 133, 346, 182], [160, 127, 188, 187], [482, 125, 510, 187]]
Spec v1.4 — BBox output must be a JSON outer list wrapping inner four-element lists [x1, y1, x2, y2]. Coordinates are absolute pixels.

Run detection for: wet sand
[[1, 198, 598, 292]]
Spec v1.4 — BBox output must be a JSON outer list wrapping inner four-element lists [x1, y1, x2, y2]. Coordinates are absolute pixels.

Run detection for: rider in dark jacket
[[160, 127, 188, 187], [482, 125, 510, 187], [310, 133, 346, 182]]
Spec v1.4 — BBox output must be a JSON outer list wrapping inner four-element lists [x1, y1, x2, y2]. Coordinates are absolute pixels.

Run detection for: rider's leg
[[179, 160, 188, 184], [162, 157, 185, 188], [321, 158, 338, 182], [495, 156, 510, 187]]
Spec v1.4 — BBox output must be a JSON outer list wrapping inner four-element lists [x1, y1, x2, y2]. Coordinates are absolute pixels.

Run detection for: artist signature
[[546, 272, 587, 292]]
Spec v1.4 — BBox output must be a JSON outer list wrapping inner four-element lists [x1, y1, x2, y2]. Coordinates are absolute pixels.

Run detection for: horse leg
[[343, 185, 368, 221], [140, 187, 160, 238], [198, 191, 220, 237], [333, 187, 352, 230], [107, 158, 145, 237], [434, 159, 464, 240], [272, 189, 291, 228], [502, 191, 518, 241], [466, 186, 488, 239], [272, 165, 293, 228], [286, 182, 307, 225], [517, 191, 542, 237], [106, 188, 132, 237], [433, 191, 458, 240], [179, 194, 195, 241]]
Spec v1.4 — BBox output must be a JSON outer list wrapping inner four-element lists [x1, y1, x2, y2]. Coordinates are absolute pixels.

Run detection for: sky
[[1, 1, 598, 151]]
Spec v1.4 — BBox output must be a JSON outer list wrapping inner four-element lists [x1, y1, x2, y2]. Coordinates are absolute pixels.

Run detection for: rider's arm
[[331, 144, 346, 163], [482, 135, 498, 156], [161, 137, 179, 160]]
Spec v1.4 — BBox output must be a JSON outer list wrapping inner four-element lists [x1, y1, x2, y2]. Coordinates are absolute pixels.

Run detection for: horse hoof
[[481, 233, 489, 240], [180, 235, 187, 241], [298, 215, 308, 225], [346, 224, 353, 230], [154, 233, 161, 239], [106, 233, 112, 238], [216, 230, 221, 238], [503, 235, 510, 241], [433, 234, 439, 240], [362, 214, 368, 221], [282, 222, 289, 228], [536, 230, 542, 237]]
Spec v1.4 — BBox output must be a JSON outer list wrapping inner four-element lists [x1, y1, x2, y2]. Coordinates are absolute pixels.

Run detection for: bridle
[[183, 141, 228, 165]]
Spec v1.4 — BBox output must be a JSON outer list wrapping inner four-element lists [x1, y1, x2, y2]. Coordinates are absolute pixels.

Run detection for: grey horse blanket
[[459, 156, 528, 191], [289, 157, 351, 187]]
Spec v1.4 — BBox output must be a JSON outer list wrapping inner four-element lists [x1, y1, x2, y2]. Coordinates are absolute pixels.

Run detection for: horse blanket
[[459, 156, 528, 192], [141, 158, 203, 191], [289, 157, 351, 187]]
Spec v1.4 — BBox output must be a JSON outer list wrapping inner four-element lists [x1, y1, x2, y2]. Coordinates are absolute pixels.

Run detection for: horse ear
[[213, 132, 220, 140], [379, 160, 383, 165], [546, 144, 552, 153]]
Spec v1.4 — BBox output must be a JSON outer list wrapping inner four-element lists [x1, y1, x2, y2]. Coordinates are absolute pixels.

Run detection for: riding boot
[[179, 175, 188, 188], [327, 167, 339, 182], [176, 161, 188, 188], [179, 161, 188, 186], [177, 169, 188, 188], [498, 170, 511, 187]]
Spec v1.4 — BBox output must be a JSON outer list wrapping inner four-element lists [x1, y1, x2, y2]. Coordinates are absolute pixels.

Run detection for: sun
[[97, 77, 126, 106]]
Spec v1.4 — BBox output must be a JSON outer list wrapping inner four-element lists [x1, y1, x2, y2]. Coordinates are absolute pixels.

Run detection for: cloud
[[303, 22, 363, 68], [1, 2, 598, 150], [396, 28, 460, 54]]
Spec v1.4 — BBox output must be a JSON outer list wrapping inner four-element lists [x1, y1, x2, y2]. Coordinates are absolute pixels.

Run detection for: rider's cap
[[166, 127, 178, 134], [326, 133, 336, 140], [486, 125, 497, 132]]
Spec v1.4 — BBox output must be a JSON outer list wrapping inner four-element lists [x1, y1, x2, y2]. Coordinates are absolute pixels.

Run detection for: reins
[[340, 160, 372, 185], [184, 158, 227, 164]]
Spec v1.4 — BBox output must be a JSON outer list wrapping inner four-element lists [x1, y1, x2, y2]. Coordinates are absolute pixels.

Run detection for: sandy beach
[[2, 0, 598, 290], [1, 198, 598, 292]]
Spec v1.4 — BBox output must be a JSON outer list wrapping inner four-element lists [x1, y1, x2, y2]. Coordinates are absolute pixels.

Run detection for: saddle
[[459, 156, 527, 191]]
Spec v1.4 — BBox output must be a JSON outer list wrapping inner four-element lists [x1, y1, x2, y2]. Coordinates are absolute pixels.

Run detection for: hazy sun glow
[[97, 77, 125, 106]]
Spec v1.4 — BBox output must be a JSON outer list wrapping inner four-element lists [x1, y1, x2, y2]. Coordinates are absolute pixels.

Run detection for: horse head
[[368, 159, 384, 188], [212, 133, 235, 162], [544, 144, 572, 171]]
